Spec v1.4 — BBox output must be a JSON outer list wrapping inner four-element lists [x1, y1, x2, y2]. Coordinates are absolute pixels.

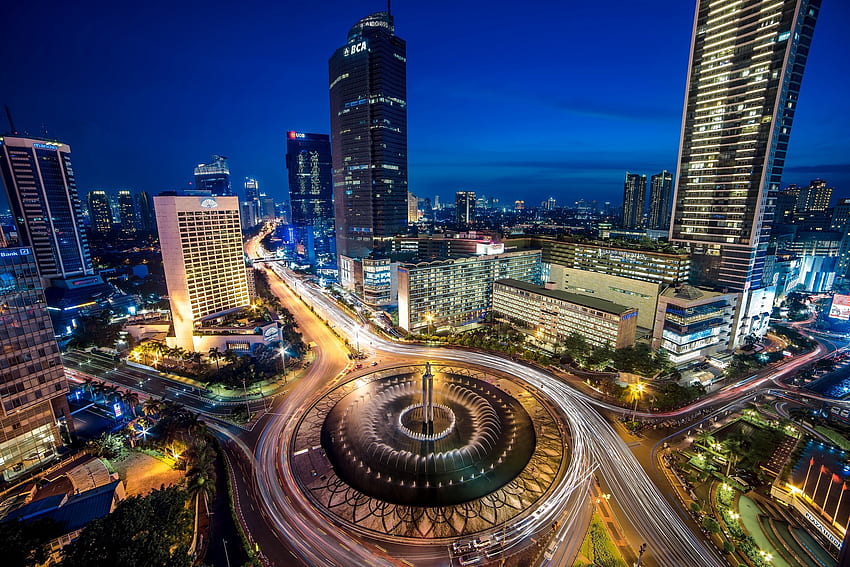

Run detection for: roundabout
[[288, 363, 571, 540]]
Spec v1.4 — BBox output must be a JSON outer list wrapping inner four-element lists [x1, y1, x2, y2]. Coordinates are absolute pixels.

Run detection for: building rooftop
[[495, 279, 635, 315], [3, 480, 121, 535]]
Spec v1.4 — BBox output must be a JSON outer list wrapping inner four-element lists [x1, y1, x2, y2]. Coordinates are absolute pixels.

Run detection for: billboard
[[828, 294, 850, 320]]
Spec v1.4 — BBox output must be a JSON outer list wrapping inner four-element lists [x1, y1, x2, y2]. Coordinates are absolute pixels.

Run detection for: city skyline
[[1, 1, 848, 207]]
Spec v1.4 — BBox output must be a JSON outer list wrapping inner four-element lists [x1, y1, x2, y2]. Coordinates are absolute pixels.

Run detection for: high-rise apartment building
[[154, 194, 251, 350], [796, 178, 833, 212], [455, 191, 476, 226], [194, 155, 232, 196], [670, 0, 820, 292], [0, 245, 71, 481], [622, 172, 647, 229], [0, 136, 93, 281], [285, 132, 335, 267], [648, 170, 673, 230], [329, 11, 408, 259], [117, 190, 136, 235], [87, 190, 114, 235]]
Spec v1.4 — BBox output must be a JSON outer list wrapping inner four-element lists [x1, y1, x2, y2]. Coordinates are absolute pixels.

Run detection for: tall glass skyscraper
[[194, 155, 232, 196], [329, 11, 408, 259], [286, 132, 335, 268], [117, 189, 137, 235], [648, 170, 673, 231], [87, 190, 114, 235], [0, 136, 93, 280], [670, 0, 820, 292], [622, 172, 647, 229]]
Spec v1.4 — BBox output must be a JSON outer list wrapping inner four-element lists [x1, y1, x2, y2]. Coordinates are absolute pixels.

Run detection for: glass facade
[[87, 190, 113, 234], [285, 132, 336, 268], [117, 190, 136, 235], [648, 170, 673, 231], [329, 11, 408, 259], [670, 0, 820, 291], [0, 136, 93, 280], [0, 246, 69, 480], [193, 155, 232, 196]]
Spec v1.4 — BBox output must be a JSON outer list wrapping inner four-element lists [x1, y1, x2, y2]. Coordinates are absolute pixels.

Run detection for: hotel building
[[154, 194, 251, 350], [492, 279, 637, 351]]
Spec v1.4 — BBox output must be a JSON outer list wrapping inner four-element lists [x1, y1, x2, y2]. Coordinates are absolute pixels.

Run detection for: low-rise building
[[492, 279, 637, 351], [398, 250, 541, 332], [652, 285, 738, 366]]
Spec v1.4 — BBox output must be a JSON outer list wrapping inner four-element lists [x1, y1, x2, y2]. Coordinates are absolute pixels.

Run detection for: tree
[[690, 501, 702, 514], [208, 346, 222, 370], [185, 441, 217, 509], [87, 432, 126, 460], [702, 516, 721, 534], [0, 517, 60, 567], [121, 390, 140, 418], [141, 397, 161, 418], [695, 430, 716, 449], [60, 486, 192, 567]]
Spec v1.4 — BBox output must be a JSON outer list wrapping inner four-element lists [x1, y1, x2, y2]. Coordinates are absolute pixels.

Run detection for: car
[[371, 360, 379, 366], [458, 554, 483, 566]]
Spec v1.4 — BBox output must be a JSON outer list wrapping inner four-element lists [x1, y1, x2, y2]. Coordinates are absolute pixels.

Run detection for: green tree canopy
[[0, 517, 60, 567]]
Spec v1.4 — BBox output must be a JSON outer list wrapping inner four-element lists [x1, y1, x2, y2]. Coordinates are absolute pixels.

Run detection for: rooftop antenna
[[4, 105, 18, 135]]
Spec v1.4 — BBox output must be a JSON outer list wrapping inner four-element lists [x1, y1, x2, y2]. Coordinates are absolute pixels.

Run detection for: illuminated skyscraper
[[117, 189, 137, 235], [456, 191, 476, 227], [622, 172, 646, 229], [154, 194, 250, 350], [329, 11, 408, 259], [796, 178, 832, 212], [670, 0, 820, 292], [87, 190, 114, 235], [648, 170, 673, 231], [0, 135, 93, 280], [285, 132, 335, 267], [136, 191, 156, 234], [0, 245, 71, 481], [194, 155, 232, 196]]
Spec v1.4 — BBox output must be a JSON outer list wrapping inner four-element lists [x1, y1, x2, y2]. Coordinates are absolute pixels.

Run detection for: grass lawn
[[113, 450, 185, 496], [573, 512, 627, 567]]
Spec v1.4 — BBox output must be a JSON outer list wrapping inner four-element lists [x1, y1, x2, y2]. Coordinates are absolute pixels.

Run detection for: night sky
[[2, 0, 849, 207]]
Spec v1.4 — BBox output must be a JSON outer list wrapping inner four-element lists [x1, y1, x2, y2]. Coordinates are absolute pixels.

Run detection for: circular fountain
[[290, 364, 567, 539], [321, 362, 536, 506]]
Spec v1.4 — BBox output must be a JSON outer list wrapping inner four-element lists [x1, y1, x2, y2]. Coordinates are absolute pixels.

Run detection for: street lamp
[[279, 346, 289, 384]]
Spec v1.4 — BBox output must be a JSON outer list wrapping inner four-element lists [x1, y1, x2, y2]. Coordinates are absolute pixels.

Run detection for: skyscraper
[[87, 190, 114, 235], [796, 178, 833, 212], [244, 177, 260, 201], [194, 155, 232, 196], [0, 135, 93, 280], [622, 172, 647, 229], [117, 189, 137, 235], [154, 194, 250, 350], [670, 0, 820, 292], [456, 191, 476, 227], [0, 244, 71, 481], [329, 11, 408, 259], [136, 191, 156, 234], [648, 170, 673, 231], [285, 132, 335, 267]]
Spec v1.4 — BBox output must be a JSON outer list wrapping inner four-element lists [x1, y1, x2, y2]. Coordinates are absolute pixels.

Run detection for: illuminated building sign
[[200, 198, 219, 209], [263, 326, 280, 342], [33, 142, 61, 150], [343, 41, 367, 56], [288, 132, 306, 139], [829, 294, 850, 320], [114, 402, 123, 418], [0, 248, 31, 258]]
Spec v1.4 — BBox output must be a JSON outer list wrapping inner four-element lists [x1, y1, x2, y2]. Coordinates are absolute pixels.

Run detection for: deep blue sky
[[2, 1, 849, 207]]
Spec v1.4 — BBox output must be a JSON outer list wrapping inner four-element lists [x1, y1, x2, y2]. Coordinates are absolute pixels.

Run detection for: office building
[[831, 199, 850, 233], [244, 177, 260, 201], [456, 191, 476, 227], [652, 286, 739, 366], [87, 190, 113, 235], [285, 132, 335, 267], [647, 170, 673, 230], [622, 172, 647, 229], [193, 155, 232, 196], [0, 135, 93, 280], [136, 191, 156, 234], [154, 194, 251, 350], [240, 200, 259, 230], [492, 279, 637, 351], [329, 11, 408, 259], [670, 0, 820, 292], [776, 186, 801, 223], [0, 245, 71, 481], [407, 191, 418, 224], [117, 190, 136, 235], [796, 178, 833, 212], [397, 249, 541, 332]]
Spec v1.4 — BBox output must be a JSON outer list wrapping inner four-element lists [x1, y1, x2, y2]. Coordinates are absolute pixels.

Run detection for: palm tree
[[186, 441, 217, 505], [695, 430, 716, 450], [82, 377, 96, 399], [92, 381, 107, 402], [208, 347, 222, 370], [122, 390, 140, 418], [142, 397, 162, 418], [223, 349, 240, 365]]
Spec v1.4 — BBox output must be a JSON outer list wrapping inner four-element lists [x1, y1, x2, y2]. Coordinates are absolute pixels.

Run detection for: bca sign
[[344, 41, 367, 56]]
